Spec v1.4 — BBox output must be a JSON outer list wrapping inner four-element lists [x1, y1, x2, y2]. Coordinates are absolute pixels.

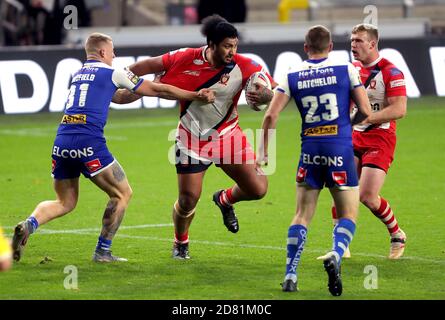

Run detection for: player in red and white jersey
[[130, 15, 276, 259], [331, 24, 408, 259]]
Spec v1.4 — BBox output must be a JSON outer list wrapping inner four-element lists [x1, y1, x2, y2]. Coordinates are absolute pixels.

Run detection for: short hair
[[85, 32, 112, 55], [351, 23, 379, 41], [305, 25, 331, 54], [201, 14, 238, 46]]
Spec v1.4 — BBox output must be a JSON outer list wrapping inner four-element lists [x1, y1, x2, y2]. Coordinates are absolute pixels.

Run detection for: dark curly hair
[[201, 14, 238, 46]]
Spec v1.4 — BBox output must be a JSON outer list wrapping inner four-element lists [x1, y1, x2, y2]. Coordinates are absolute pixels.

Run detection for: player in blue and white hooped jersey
[[258, 26, 372, 296], [11, 33, 215, 263]]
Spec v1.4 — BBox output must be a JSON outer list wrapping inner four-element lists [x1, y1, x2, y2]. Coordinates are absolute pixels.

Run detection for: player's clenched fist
[[197, 88, 216, 103]]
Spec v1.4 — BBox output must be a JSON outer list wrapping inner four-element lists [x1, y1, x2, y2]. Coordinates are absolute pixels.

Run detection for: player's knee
[[62, 198, 77, 213], [123, 185, 133, 203], [178, 193, 199, 212], [360, 192, 380, 211], [249, 183, 268, 200]]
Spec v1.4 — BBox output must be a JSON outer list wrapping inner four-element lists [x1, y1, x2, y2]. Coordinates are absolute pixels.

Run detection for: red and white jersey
[[160, 47, 272, 153], [353, 56, 406, 134]]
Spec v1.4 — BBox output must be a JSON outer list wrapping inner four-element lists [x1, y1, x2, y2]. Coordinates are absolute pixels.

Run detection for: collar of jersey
[[363, 56, 383, 68], [85, 59, 101, 63], [306, 57, 328, 64], [201, 46, 209, 62]]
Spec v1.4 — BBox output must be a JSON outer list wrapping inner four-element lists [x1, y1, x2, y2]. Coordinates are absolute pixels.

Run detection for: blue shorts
[[51, 134, 115, 179], [296, 140, 358, 189]]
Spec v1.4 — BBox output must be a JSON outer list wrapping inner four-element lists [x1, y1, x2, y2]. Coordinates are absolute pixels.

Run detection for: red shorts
[[352, 129, 396, 173], [175, 125, 255, 173]]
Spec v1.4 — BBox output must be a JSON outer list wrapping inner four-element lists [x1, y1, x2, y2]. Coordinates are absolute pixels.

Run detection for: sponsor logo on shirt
[[390, 68, 402, 76], [61, 114, 86, 124], [183, 70, 201, 76], [125, 68, 140, 85], [390, 79, 405, 88], [303, 125, 338, 136]]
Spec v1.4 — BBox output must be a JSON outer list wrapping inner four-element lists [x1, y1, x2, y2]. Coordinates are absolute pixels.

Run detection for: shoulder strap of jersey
[[180, 61, 236, 118], [361, 64, 381, 132], [363, 64, 381, 88]]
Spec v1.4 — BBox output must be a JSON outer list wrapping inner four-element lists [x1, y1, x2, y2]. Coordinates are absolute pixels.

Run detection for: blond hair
[[85, 32, 112, 56], [305, 25, 331, 54], [351, 23, 379, 41]]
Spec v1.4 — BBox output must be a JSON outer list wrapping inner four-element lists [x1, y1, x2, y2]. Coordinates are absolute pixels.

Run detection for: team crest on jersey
[[193, 59, 204, 65], [219, 73, 230, 85], [369, 79, 377, 89]]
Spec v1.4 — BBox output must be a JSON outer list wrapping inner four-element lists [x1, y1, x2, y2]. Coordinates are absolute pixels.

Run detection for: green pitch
[[0, 96, 444, 300]]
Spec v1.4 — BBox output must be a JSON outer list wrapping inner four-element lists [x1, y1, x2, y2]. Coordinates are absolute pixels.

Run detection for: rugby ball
[[245, 71, 272, 111]]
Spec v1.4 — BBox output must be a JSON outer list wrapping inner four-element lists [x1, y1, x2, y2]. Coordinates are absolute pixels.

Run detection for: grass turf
[[0, 96, 444, 300]]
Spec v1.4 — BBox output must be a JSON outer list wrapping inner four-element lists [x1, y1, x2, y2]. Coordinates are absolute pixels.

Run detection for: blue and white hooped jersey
[[276, 57, 362, 143], [57, 60, 143, 137]]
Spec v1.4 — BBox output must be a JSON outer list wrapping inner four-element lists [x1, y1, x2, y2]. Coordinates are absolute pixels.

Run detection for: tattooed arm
[[245, 83, 274, 107]]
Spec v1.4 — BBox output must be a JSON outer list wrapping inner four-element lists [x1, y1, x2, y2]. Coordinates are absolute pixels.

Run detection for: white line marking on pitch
[[3, 224, 443, 265]]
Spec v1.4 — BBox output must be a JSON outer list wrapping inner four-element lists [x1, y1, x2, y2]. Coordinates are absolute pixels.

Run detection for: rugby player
[[129, 15, 277, 259], [259, 25, 372, 296], [11, 32, 215, 263], [331, 24, 408, 259]]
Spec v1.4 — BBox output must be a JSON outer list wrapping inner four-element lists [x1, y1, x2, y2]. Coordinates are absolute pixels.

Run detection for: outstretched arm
[[135, 80, 215, 103], [112, 89, 142, 104], [258, 91, 290, 166], [128, 56, 165, 76]]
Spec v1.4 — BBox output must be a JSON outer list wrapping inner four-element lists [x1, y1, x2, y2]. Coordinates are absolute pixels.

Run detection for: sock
[[175, 232, 189, 244], [26, 216, 39, 234], [284, 224, 307, 282], [371, 197, 400, 236], [332, 218, 356, 264], [219, 188, 235, 207], [96, 236, 112, 252]]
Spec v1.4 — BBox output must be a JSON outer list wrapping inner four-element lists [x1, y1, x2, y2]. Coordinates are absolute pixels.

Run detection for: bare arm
[[111, 89, 142, 104], [246, 84, 274, 107], [258, 91, 290, 165], [135, 80, 215, 103], [350, 85, 372, 126], [129, 56, 165, 76], [367, 96, 407, 124]]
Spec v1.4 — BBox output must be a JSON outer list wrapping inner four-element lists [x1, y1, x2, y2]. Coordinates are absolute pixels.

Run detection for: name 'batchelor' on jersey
[[276, 57, 362, 142], [57, 60, 143, 137]]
